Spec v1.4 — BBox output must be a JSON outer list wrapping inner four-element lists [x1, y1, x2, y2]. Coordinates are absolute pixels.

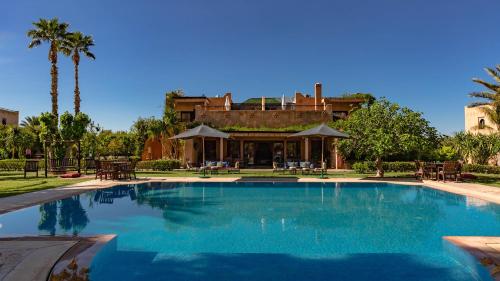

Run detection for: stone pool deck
[[445, 236, 500, 281], [0, 176, 499, 280]]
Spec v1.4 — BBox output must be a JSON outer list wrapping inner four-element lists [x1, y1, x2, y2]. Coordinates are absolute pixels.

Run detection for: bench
[[24, 160, 39, 178], [49, 158, 77, 174]]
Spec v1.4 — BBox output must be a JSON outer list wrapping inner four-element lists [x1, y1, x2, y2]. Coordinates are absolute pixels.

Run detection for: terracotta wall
[[195, 107, 333, 128], [141, 138, 162, 160], [0, 109, 19, 126]]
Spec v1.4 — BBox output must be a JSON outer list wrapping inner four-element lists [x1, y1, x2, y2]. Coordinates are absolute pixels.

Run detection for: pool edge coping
[[444, 236, 500, 281]]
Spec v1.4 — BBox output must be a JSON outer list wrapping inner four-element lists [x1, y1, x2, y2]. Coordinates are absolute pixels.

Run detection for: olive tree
[[338, 99, 439, 177]]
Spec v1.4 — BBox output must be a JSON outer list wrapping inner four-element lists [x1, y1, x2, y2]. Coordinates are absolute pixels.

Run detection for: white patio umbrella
[[281, 94, 286, 110], [170, 124, 229, 166], [289, 123, 349, 173]]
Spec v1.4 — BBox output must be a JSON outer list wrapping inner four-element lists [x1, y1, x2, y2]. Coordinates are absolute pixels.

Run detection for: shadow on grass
[[91, 252, 461, 281]]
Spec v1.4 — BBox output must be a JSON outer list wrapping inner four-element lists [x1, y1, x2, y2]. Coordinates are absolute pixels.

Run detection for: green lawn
[[464, 173, 500, 188], [0, 171, 89, 198], [0, 169, 498, 198]]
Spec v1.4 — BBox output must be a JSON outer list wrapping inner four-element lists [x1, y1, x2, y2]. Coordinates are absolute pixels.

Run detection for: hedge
[[352, 161, 416, 174], [135, 159, 181, 171], [462, 164, 500, 174], [352, 161, 500, 175], [0, 159, 28, 171]]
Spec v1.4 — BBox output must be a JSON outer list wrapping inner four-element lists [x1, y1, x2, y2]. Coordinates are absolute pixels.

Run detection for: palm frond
[[485, 66, 500, 84], [472, 78, 500, 92], [469, 91, 495, 101], [28, 39, 42, 48], [83, 51, 95, 60], [468, 102, 490, 107]]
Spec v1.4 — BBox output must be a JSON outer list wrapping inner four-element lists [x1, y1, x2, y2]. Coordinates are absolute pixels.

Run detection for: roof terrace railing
[[199, 104, 333, 111]]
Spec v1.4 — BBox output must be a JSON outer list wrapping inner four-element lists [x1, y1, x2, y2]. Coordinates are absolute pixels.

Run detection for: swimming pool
[[0, 182, 499, 280]]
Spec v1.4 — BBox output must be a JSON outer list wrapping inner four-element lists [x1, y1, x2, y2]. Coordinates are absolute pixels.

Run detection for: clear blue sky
[[1, 0, 499, 134]]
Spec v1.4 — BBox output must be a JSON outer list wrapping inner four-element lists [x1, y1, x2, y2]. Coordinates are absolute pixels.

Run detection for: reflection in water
[[59, 195, 89, 235], [38, 202, 57, 235], [38, 195, 90, 236], [93, 185, 137, 205]]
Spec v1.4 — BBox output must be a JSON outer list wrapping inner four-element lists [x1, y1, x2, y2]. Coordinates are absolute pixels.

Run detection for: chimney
[[314, 83, 322, 111]]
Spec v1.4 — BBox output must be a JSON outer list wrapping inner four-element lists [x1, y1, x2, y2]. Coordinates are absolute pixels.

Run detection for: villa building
[[464, 105, 498, 135], [0, 107, 19, 126], [143, 83, 364, 169], [464, 105, 499, 165]]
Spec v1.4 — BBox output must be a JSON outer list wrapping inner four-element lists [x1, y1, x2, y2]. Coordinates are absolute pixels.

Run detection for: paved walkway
[[0, 238, 76, 281]]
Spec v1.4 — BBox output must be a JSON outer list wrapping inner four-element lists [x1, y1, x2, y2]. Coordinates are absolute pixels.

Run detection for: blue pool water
[[0, 182, 499, 280]]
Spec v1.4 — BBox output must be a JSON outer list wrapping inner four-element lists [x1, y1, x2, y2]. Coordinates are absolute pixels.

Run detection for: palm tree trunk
[[74, 61, 80, 114], [49, 43, 58, 119]]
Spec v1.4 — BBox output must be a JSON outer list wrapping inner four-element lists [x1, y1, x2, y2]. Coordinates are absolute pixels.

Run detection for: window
[[180, 112, 194, 122], [332, 111, 347, 120], [1, 118, 6, 125], [286, 141, 300, 161], [478, 118, 486, 129], [226, 140, 240, 160]]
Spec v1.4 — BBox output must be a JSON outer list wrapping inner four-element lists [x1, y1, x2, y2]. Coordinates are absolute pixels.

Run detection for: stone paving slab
[[0, 239, 77, 281]]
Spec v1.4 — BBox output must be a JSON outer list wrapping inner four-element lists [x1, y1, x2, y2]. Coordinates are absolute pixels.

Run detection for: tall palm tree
[[27, 18, 69, 119], [470, 65, 500, 131], [61, 32, 95, 114]]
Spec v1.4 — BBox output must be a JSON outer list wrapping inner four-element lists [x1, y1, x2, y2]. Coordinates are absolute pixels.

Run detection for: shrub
[[0, 159, 45, 171], [352, 162, 370, 173], [135, 159, 181, 171], [351, 161, 416, 173], [462, 164, 500, 174]]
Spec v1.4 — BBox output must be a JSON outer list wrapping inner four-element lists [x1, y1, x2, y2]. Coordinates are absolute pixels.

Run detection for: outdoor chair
[[273, 162, 285, 174], [414, 160, 430, 180], [438, 161, 459, 182], [186, 162, 199, 172], [95, 160, 102, 180], [300, 161, 311, 175], [313, 162, 327, 175], [287, 161, 297, 175], [99, 161, 115, 180], [118, 162, 133, 180], [84, 158, 96, 175], [227, 161, 240, 174], [24, 160, 39, 178]]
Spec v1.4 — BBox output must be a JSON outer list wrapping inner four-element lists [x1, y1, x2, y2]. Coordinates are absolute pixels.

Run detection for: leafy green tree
[[131, 117, 157, 157], [61, 32, 95, 114], [450, 131, 499, 165], [469, 65, 500, 130], [338, 99, 438, 177], [27, 18, 69, 119], [81, 122, 101, 158], [60, 111, 91, 141], [5, 126, 36, 158]]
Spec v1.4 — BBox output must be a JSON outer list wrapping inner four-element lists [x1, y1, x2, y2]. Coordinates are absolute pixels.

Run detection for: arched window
[[478, 118, 485, 129]]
